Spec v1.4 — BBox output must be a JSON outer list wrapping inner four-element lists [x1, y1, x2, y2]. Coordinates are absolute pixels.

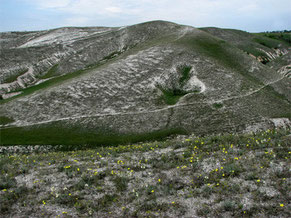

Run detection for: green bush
[[0, 116, 14, 125], [113, 176, 129, 192]]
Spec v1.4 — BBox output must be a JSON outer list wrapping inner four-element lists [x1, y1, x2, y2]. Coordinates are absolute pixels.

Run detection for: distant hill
[[0, 21, 290, 145]]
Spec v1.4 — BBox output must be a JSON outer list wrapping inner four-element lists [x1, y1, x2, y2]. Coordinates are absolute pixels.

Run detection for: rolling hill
[[0, 21, 290, 145]]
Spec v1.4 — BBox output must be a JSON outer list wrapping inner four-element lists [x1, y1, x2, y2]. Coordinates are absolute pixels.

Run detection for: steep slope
[[0, 21, 290, 145], [200, 27, 290, 64], [200, 27, 291, 103], [0, 22, 181, 96]]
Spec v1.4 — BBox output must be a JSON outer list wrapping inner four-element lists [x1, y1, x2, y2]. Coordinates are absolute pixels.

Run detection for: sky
[[0, 0, 290, 32]]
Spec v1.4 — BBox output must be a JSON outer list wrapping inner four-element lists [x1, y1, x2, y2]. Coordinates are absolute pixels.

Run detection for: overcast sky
[[0, 0, 290, 32]]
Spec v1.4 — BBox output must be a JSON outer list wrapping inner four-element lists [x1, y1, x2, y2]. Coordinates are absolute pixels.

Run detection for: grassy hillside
[[200, 27, 290, 62], [0, 128, 290, 217], [256, 32, 291, 44], [0, 123, 185, 147], [0, 21, 290, 145]]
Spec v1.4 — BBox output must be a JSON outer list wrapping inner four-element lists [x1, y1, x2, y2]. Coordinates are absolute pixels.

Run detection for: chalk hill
[[0, 21, 290, 145]]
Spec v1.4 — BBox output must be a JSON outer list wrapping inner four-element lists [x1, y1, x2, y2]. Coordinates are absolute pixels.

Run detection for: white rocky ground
[[0, 128, 290, 217]]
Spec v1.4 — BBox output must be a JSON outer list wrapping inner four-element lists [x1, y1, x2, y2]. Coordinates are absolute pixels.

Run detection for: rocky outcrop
[[278, 64, 291, 78], [256, 48, 289, 64]]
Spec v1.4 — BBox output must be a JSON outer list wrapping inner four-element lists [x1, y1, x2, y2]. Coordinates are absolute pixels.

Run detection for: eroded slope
[[0, 21, 290, 144]]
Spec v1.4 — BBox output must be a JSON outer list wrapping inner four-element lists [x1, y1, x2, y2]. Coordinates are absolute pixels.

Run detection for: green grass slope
[[200, 27, 290, 63]]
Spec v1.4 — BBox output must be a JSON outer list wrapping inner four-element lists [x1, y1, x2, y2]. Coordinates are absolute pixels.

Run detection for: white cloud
[[105, 7, 122, 14], [21, 0, 291, 31], [31, 0, 72, 9]]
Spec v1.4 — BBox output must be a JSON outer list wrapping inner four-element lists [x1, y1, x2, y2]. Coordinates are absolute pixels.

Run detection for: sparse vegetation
[[213, 103, 223, 109], [241, 45, 269, 58], [40, 64, 59, 79], [159, 88, 186, 105], [157, 64, 196, 105], [0, 49, 125, 104], [178, 65, 192, 86], [2, 69, 28, 83], [0, 123, 186, 146], [0, 55, 119, 104], [0, 65, 101, 104], [113, 176, 129, 192], [0, 116, 14, 125], [177, 36, 241, 71], [103, 50, 123, 61], [0, 127, 290, 217], [200, 27, 290, 68], [253, 36, 281, 49]]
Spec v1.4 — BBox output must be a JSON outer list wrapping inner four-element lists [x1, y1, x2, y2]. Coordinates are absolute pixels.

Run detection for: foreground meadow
[[0, 128, 290, 217]]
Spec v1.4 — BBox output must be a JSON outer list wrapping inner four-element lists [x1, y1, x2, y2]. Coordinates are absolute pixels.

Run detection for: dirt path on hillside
[[1, 75, 287, 129]]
